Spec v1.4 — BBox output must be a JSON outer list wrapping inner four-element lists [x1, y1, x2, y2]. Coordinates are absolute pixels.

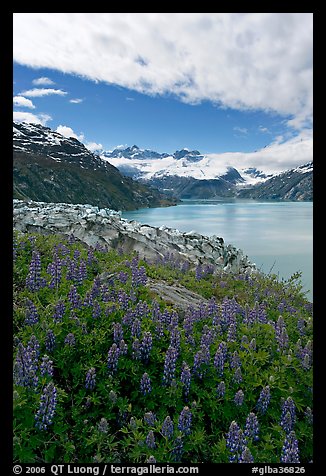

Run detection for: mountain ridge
[[98, 143, 313, 201], [13, 122, 178, 210]]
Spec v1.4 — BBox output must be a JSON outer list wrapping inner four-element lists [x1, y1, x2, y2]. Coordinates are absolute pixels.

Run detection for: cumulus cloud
[[207, 131, 313, 175], [13, 111, 52, 125], [85, 141, 103, 152], [13, 13, 312, 130], [32, 76, 55, 86], [20, 88, 67, 97], [13, 96, 35, 109], [69, 98, 83, 103], [56, 125, 102, 151], [56, 125, 84, 141]]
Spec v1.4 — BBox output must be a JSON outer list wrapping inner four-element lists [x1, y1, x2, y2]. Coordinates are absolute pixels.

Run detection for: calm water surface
[[122, 199, 313, 301]]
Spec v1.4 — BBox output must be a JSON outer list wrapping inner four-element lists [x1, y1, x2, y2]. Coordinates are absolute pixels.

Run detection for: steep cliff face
[[13, 200, 257, 275]]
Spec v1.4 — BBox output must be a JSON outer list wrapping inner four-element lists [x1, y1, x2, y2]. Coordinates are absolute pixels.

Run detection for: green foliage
[[13, 230, 313, 463]]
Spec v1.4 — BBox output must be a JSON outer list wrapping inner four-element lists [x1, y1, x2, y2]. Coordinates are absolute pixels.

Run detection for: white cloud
[[32, 76, 55, 86], [258, 126, 270, 134], [20, 88, 67, 97], [13, 111, 52, 125], [13, 13, 312, 129], [69, 98, 83, 103], [56, 125, 84, 141], [85, 141, 103, 151], [13, 96, 35, 109], [207, 131, 313, 175], [233, 126, 248, 134]]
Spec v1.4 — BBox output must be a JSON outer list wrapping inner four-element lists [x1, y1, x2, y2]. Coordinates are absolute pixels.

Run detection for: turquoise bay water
[[122, 199, 313, 301]]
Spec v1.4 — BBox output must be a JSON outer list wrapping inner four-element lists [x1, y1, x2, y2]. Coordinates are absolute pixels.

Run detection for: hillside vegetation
[[13, 231, 313, 463]]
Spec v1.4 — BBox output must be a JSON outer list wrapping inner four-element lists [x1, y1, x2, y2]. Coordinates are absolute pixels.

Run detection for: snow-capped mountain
[[97, 144, 312, 201], [99, 145, 251, 183]]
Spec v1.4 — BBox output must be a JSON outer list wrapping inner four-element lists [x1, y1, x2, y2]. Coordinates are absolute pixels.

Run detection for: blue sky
[[13, 64, 290, 154], [13, 13, 313, 170]]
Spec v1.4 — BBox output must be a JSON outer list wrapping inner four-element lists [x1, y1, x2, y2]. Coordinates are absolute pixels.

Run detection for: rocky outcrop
[[13, 199, 257, 274]]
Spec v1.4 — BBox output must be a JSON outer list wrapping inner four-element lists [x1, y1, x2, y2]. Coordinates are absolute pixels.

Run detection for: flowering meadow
[[13, 231, 313, 463]]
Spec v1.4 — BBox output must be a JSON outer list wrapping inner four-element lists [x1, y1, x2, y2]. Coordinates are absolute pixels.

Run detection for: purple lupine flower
[[195, 264, 203, 281], [78, 259, 87, 283], [281, 397, 296, 433], [244, 412, 259, 441], [40, 355, 53, 378], [92, 301, 101, 319], [233, 366, 243, 385], [144, 411, 156, 426], [256, 385, 271, 414], [26, 251, 45, 291], [118, 271, 128, 284], [234, 390, 244, 406], [200, 325, 215, 348], [131, 318, 141, 339], [171, 436, 184, 462], [216, 381, 226, 398], [64, 333, 76, 347], [53, 300, 65, 323], [83, 291, 93, 308], [113, 322, 124, 343], [119, 339, 128, 355], [301, 341, 312, 370], [13, 342, 39, 389], [227, 322, 237, 342], [66, 258, 78, 282], [140, 332, 153, 363], [281, 431, 300, 463], [131, 339, 141, 360], [25, 299, 39, 325], [85, 367, 96, 390], [35, 382, 57, 430], [155, 320, 164, 339], [117, 290, 130, 310], [229, 350, 241, 369], [275, 316, 289, 352], [146, 456, 156, 463], [193, 344, 210, 379], [239, 447, 254, 463], [180, 362, 191, 398], [45, 330, 56, 353], [178, 406, 192, 435], [90, 277, 101, 299], [140, 372, 152, 395], [107, 343, 120, 374], [47, 253, 62, 289], [146, 430, 156, 449], [183, 316, 195, 346], [226, 421, 247, 463], [214, 347, 225, 376], [161, 416, 174, 439], [97, 417, 108, 433], [162, 346, 178, 385], [170, 328, 181, 355], [68, 285, 82, 309]]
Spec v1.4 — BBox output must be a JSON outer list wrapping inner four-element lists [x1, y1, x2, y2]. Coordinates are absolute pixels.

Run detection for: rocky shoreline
[[13, 199, 257, 275]]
